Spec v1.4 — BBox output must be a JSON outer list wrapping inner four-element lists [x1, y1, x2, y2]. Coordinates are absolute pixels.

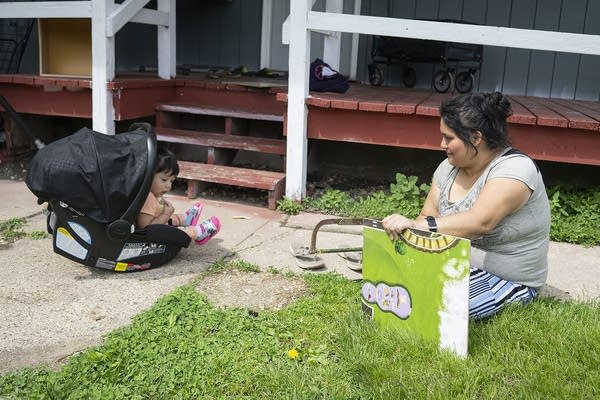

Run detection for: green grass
[[1, 264, 599, 399], [1, 175, 598, 397], [547, 186, 600, 247]]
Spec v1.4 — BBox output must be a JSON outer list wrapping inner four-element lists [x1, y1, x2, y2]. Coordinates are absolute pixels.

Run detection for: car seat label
[[115, 262, 128, 272], [55, 227, 88, 260], [117, 242, 166, 261], [67, 222, 91, 244], [95, 258, 116, 270]]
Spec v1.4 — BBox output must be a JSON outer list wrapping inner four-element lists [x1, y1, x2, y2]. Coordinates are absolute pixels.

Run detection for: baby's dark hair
[[155, 146, 179, 176], [440, 92, 513, 153]]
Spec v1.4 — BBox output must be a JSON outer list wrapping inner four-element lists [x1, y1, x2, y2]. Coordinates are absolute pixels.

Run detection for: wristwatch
[[425, 216, 438, 232]]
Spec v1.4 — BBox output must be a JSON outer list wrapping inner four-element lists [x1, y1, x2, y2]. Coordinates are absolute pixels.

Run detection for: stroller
[[367, 19, 483, 93], [17, 112, 191, 271]]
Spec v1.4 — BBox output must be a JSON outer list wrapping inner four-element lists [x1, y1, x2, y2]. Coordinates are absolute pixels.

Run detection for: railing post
[[285, 0, 311, 201], [91, 0, 116, 134], [323, 0, 342, 71], [157, 0, 176, 79]]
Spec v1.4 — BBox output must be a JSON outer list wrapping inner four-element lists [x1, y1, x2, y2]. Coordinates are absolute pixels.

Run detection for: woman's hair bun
[[483, 92, 512, 120]]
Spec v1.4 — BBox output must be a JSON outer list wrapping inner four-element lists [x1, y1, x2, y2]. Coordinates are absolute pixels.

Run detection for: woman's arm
[[383, 178, 532, 240], [434, 177, 531, 239]]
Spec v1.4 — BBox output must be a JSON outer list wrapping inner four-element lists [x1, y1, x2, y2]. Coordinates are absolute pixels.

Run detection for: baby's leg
[[180, 226, 196, 239], [171, 214, 185, 226]]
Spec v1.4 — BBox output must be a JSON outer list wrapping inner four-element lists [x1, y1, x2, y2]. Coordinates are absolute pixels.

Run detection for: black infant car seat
[[25, 123, 191, 271]]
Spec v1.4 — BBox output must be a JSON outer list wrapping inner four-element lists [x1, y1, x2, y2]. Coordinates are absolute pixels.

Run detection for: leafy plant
[[0, 217, 27, 243], [349, 173, 429, 219], [546, 186, 600, 247], [29, 231, 49, 240], [387, 173, 430, 217], [0, 219, 49, 243], [290, 173, 429, 220], [303, 189, 354, 214], [276, 197, 303, 215]]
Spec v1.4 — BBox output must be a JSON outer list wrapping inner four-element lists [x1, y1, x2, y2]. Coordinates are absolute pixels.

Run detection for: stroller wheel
[[368, 64, 384, 86], [455, 71, 474, 93], [433, 70, 454, 93], [402, 67, 417, 88]]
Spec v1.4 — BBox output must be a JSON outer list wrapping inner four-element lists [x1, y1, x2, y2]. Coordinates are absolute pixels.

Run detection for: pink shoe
[[183, 202, 203, 226], [194, 216, 221, 245]]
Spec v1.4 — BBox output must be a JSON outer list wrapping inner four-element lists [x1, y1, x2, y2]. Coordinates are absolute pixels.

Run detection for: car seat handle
[[118, 126, 157, 225]]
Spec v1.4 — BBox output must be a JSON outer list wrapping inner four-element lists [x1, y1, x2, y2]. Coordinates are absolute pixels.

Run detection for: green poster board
[[361, 227, 471, 357]]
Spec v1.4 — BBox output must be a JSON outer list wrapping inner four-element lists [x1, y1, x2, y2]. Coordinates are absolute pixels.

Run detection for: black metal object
[[367, 20, 483, 93], [0, 19, 34, 74], [0, 94, 45, 150], [290, 218, 383, 270]]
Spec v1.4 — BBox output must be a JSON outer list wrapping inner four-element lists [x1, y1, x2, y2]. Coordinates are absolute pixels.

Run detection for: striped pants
[[469, 267, 538, 319]]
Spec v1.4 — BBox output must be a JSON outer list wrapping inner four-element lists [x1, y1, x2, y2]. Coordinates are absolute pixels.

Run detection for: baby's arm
[[136, 198, 175, 228]]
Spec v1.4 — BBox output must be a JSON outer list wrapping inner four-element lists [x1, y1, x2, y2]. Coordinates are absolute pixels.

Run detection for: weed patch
[[0, 218, 27, 243], [0, 218, 49, 245]]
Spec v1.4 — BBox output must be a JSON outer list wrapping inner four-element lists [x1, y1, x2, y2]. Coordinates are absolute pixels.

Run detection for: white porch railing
[[285, 0, 600, 201], [0, 0, 176, 135]]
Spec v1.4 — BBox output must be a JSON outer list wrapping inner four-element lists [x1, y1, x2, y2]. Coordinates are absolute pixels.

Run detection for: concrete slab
[[546, 242, 600, 301], [0, 179, 42, 220]]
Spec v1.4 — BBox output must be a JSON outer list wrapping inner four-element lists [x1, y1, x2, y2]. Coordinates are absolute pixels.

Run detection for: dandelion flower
[[287, 348, 299, 360]]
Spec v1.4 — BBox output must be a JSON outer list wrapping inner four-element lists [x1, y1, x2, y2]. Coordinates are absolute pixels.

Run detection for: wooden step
[[177, 160, 285, 210], [156, 127, 286, 155], [157, 103, 284, 122]]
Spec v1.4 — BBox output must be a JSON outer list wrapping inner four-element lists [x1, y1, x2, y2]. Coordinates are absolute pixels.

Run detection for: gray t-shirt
[[433, 148, 550, 288]]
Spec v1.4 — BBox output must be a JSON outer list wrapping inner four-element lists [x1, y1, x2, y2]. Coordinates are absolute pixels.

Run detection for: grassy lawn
[[1, 262, 598, 399], [1, 175, 598, 398]]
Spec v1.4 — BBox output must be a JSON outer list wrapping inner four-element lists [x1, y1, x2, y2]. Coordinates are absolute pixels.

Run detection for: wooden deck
[[1, 73, 600, 166], [278, 85, 600, 166], [0, 72, 287, 121]]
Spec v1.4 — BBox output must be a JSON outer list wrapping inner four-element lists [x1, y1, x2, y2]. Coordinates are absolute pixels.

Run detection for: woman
[[382, 92, 550, 319]]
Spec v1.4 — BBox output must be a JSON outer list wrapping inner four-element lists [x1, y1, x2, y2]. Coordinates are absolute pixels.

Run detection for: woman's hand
[[382, 214, 416, 241]]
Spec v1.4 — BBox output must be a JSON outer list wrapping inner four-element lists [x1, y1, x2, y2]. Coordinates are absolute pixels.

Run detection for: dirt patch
[[195, 269, 310, 311], [0, 154, 30, 181]]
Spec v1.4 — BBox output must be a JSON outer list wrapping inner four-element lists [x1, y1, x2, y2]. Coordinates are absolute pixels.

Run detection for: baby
[[136, 147, 220, 245]]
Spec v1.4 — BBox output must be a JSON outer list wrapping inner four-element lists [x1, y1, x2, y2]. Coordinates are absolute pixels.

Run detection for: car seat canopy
[[26, 127, 150, 223]]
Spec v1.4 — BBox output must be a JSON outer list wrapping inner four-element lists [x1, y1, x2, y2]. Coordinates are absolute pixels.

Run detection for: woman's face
[[439, 119, 474, 167]]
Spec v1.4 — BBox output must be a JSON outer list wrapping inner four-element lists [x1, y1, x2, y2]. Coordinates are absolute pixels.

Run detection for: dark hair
[[440, 92, 512, 153], [155, 146, 179, 176]]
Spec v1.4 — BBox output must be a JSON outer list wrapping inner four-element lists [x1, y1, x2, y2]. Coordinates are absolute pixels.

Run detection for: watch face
[[426, 216, 437, 232]]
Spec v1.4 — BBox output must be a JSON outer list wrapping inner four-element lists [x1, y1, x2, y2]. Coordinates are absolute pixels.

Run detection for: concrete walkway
[[0, 179, 598, 373]]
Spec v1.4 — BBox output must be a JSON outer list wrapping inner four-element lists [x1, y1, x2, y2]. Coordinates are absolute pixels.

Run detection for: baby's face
[[150, 171, 176, 198]]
